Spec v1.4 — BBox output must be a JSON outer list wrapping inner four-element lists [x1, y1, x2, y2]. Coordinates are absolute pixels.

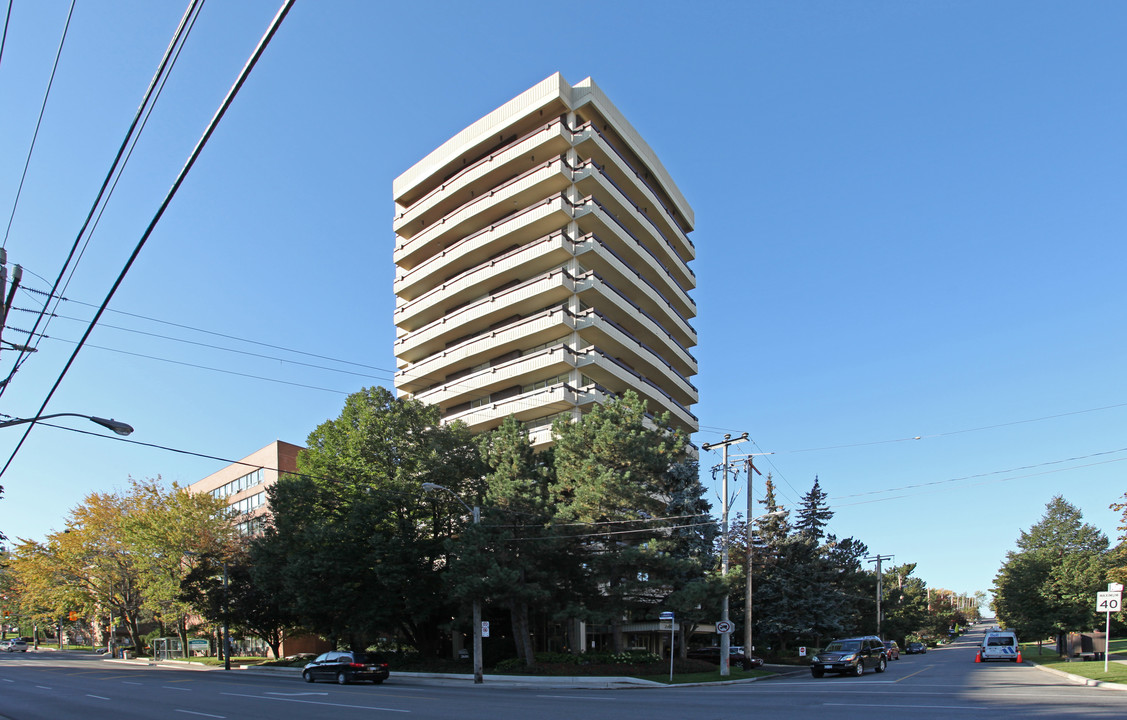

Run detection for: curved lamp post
[[421, 482, 482, 684], [0, 413, 133, 436]]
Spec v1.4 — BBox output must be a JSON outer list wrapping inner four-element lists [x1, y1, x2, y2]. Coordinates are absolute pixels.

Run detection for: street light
[[421, 482, 483, 685], [0, 413, 133, 436]]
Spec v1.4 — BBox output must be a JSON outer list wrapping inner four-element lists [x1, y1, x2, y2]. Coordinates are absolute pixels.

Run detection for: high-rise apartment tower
[[393, 74, 697, 445]]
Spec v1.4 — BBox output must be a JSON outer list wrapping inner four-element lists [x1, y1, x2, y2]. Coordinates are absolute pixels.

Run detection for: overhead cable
[[0, 0, 297, 481], [0, 0, 205, 397]]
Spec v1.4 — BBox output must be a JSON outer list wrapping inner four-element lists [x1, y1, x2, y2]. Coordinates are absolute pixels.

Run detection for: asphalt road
[[0, 630, 1123, 720]]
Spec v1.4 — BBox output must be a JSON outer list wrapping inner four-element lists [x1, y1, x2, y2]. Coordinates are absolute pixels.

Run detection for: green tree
[[993, 496, 1109, 649], [122, 477, 234, 654], [876, 563, 929, 645], [444, 416, 559, 666], [795, 476, 833, 542], [256, 386, 480, 654], [549, 391, 690, 653]]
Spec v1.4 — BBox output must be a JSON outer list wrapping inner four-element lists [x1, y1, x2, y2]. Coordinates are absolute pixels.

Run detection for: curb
[[1027, 661, 1127, 692], [129, 659, 794, 689]]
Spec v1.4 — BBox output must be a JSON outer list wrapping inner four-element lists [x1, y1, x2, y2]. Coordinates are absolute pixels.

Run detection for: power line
[[0, 0, 205, 397], [0, 0, 297, 481], [0, 0, 12, 72], [1, 0, 74, 250]]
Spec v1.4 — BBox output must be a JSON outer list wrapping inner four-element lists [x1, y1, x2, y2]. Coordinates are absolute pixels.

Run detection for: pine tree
[[795, 476, 833, 542]]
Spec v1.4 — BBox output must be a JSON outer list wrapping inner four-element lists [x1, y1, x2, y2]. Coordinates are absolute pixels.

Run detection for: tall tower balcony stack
[[392, 74, 697, 446]]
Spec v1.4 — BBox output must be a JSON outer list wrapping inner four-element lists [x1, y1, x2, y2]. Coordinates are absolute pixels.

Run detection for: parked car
[[302, 651, 390, 685], [905, 642, 927, 654], [810, 636, 887, 678], [980, 630, 1019, 663], [883, 640, 900, 660], [686, 645, 763, 670], [4, 639, 29, 652]]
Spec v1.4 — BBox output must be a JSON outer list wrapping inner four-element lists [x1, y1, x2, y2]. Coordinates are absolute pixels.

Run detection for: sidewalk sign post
[[660, 612, 675, 683], [1097, 583, 1122, 674]]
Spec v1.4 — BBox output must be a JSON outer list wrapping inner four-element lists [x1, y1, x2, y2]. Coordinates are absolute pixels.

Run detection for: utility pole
[[700, 432, 748, 677], [743, 455, 762, 656], [0, 249, 23, 357], [867, 554, 894, 637]]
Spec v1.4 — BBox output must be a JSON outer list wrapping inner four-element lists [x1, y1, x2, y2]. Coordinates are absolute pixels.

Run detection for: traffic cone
[[1016, 650, 1022, 663], [974, 651, 981, 663]]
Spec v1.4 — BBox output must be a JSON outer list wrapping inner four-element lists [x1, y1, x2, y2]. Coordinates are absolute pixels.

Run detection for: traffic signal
[[68, 611, 78, 621]]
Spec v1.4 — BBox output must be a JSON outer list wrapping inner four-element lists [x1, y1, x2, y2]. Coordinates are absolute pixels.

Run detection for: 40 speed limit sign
[[1096, 591, 1121, 613]]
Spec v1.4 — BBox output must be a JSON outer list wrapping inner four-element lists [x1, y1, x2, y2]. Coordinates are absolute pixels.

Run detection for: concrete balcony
[[572, 314, 697, 408], [573, 275, 697, 377], [414, 344, 577, 409], [444, 382, 584, 432], [394, 159, 572, 271], [572, 163, 694, 293], [396, 306, 576, 394], [394, 194, 574, 301], [395, 232, 574, 332], [575, 348, 697, 433], [394, 269, 578, 365], [572, 233, 696, 346], [395, 119, 573, 238], [571, 122, 694, 262], [572, 203, 694, 324]]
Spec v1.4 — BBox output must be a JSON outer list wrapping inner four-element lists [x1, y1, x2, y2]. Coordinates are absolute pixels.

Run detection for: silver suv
[[810, 635, 888, 677], [4, 639, 29, 652]]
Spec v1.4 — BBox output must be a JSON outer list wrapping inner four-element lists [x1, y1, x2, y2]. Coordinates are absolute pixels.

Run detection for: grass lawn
[[636, 667, 774, 684], [1019, 639, 1127, 685]]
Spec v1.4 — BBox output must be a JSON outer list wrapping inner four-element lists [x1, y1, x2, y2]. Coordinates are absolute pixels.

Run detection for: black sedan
[[905, 642, 927, 654], [302, 651, 390, 684]]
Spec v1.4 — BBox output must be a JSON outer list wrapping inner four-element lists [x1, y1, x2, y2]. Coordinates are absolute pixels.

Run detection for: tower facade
[[393, 74, 697, 445]]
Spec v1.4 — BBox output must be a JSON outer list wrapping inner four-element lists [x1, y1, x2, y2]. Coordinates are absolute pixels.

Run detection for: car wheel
[[302, 670, 314, 683], [811, 668, 824, 678], [853, 661, 865, 677], [875, 658, 887, 673], [337, 671, 349, 685]]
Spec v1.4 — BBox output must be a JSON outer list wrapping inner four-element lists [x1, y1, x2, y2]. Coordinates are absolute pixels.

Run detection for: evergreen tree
[[993, 496, 1109, 647], [795, 476, 833, 542], [550, 391, 691, 652]]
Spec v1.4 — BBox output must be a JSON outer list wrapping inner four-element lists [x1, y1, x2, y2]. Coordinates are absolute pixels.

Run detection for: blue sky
[[0, 1, 1123, 605]]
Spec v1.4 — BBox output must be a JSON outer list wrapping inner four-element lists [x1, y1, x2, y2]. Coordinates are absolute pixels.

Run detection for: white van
[[980, 630, 1019, 662]]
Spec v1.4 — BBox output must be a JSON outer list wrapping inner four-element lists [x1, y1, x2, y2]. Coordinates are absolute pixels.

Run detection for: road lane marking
[[85, 695, 110, 700], [36, 685, 52, 689], [536, 695, 617, 700], [894, 665, 935, 681], [174, 711, 225, 719], [221, 691, 409, 713], [264, 692, 329, 696], [826, 702, 986, 711], [163, 686, 192, 691]]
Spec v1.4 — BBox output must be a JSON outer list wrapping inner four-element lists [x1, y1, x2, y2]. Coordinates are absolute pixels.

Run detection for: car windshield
[[987, 637, 1013, 646], [826, 641, 860, 653]]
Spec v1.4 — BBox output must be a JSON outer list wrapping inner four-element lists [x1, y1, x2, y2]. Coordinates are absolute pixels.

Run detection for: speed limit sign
[[1096, 591, 1121, 613], [716, 620, 734, 634]]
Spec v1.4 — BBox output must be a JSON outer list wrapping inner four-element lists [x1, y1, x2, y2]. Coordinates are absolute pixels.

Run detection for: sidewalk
[[111, 657, 796, 689]]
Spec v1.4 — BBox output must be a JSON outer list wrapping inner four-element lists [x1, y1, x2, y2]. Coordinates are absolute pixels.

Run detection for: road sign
[[481, 621, 490, 638], [716, 620, 734, 634], [1096, 591, 1121, 613]]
